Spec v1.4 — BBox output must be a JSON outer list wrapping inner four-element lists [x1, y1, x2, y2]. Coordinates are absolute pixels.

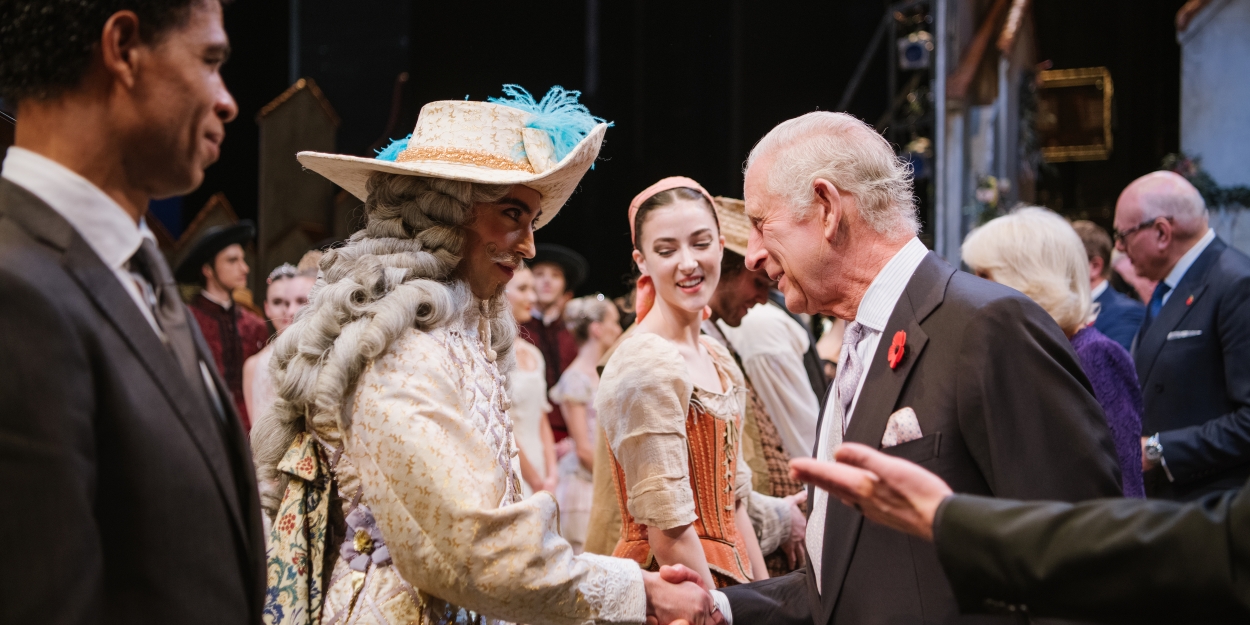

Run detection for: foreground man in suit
[[0, 1, 266, 623], [794, 443, 1250, 623], [1114, 171, 1250, 500], [714, 111, 1123, 625]]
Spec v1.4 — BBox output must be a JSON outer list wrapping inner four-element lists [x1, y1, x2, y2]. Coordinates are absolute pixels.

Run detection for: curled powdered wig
[[251, 172, 514, 517]]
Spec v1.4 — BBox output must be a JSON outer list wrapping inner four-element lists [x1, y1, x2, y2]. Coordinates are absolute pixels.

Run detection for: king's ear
[[813, 179, 844, 242]]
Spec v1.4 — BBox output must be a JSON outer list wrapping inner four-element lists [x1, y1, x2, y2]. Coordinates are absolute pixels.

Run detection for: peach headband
[[627, 176, 718, 245], [628, 176, 718, 322]]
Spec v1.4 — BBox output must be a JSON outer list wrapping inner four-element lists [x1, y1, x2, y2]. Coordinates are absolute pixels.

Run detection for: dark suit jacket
[[0, 180, 266, 624], [1093, 285, 1145, 351], [1134, 236, 1250, 500], [934, 482, 1250, 623], [723, 252, 1123, 625]]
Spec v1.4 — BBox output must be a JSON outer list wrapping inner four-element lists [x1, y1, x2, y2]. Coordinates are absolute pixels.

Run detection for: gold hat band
[[396, 146, 534, 174]]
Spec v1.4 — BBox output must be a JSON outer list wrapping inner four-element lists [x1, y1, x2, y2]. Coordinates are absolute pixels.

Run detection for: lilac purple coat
[[1071, 326, 1147, 498]]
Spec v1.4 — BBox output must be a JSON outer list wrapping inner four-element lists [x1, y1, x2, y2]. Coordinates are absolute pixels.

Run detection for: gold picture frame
[[1036, 67, 1114, 162]]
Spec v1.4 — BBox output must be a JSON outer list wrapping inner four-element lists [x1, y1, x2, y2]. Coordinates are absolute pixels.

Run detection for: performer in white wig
[[253, 86, 717, 625]]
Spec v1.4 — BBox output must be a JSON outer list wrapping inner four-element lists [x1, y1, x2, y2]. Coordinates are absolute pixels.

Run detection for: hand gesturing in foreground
[[789, 442, 953, 541]]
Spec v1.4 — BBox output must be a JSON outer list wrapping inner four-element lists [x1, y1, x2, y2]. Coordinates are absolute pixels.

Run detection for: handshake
[[643, 565, 726, 625]]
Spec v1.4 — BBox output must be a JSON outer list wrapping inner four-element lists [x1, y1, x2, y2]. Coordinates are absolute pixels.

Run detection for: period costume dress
[[509, 339, 551, 497], [189, 290, 269, 429], [264, 301, 646, 625], [597, 332, 769, 588], [549, 366, 599, 552]]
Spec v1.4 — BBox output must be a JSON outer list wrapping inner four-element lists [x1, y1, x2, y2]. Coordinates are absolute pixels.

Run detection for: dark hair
[[633, 187, 719, 251], [1071, 220, 1112, 280], [0, 0, 215, 103], [720, 248, 747, 281]]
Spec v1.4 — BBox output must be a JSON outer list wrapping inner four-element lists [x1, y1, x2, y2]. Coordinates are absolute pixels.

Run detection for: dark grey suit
[[1134, 236, 1250, 500], [0, 180, 265, 624], [934, 482, 1250, 623], [723, 252, 1123, 625]]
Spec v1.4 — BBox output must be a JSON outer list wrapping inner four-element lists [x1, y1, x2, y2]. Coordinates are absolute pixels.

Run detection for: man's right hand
[[789, 443, 953, 541], [643, 565, 720, 625]]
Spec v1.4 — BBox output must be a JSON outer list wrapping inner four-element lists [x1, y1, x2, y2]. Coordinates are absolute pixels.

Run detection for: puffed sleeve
[[348, 330, 646, 625], [597, 332, 697, 530]]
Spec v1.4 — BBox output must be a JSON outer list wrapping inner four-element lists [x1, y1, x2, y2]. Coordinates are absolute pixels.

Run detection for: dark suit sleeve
[[956, 295, 1124, 500], [933, 488, 1250, 623], [720, 569, 811, 625], [1157, 273, 1250, 484], [0, 270, 102, 623]]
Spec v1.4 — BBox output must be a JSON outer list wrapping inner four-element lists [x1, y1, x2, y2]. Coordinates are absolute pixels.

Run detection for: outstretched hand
[[644, 565, 723, 625], [789, 443, 953, 541]]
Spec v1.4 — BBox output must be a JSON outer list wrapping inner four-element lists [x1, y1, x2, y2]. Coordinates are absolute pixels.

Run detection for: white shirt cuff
[[711, 589, 733, 625]]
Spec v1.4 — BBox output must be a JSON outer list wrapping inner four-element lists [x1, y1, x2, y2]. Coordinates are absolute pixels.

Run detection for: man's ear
[[201, 262, 215, 285], [100, 11, 146, 90], [813, 179, 843, 242]]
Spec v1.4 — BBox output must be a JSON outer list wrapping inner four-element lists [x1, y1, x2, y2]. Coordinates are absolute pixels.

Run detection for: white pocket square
[[881, 407, 923, 448], [1167, 330, 1203, 340]]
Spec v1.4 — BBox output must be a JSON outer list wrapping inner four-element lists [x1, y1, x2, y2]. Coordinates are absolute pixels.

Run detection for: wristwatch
[[1145, 433, 1175, 482]]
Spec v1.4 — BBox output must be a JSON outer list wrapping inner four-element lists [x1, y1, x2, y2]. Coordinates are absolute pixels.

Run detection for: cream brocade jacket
[[279, 308, 647, 625]]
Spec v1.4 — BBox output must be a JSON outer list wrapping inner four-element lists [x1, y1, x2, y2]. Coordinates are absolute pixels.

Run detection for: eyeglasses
[[1113, 216, 1173, 243]]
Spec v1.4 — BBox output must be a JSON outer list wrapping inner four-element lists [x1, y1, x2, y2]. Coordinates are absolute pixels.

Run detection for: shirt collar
[[853, 237, 929, 333], [1090, 279, 1109, 301], [1163, 228, 1215, 290], [1, 146, 145, 271], [200, 290, 234, 310]]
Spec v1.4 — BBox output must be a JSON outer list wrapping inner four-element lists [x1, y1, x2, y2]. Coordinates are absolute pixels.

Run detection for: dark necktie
[[1140, 282, 1172, 337], [128, 239, 217, 414]]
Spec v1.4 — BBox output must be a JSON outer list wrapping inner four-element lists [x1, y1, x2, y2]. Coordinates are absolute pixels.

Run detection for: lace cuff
[[577, 552, 647, 624]]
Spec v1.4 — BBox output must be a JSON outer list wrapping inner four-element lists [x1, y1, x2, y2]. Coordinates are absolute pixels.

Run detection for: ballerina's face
[[633, 199, 725, 315]]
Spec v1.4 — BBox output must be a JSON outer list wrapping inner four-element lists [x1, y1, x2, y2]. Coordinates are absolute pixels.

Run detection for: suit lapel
[[814, 252, 952, 624], [4, 184, 250, 540], [1135, 238, 1225, 382]]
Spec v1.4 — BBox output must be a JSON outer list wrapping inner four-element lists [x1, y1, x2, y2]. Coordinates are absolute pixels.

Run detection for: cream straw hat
[[297, 85, 609, 229], [713, 196, 751, 257]]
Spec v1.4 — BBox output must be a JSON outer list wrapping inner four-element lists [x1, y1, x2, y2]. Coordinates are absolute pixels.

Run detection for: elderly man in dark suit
[[1073, 220, 1146, 351], [1114, 171, 1250, 500], [0, 2, 265, 624], [791, 442, 1250, 623], [706, 111, 1122, 625]]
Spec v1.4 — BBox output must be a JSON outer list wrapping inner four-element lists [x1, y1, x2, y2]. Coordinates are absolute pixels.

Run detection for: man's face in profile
[[124, 0, 237, 199]]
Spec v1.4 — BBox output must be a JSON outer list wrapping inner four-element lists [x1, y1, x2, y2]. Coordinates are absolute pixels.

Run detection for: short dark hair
[[720, 249, 747, 281], [1072, 220, 1113, 279], [0, 0, 212, 103]]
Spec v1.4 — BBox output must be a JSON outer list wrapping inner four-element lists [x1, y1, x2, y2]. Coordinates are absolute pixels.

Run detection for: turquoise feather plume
[[375, 134, 411, 161], [489, 85, 607, 163]]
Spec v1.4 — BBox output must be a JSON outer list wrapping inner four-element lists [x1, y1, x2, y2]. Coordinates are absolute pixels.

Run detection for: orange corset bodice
[[608, 397, 753, 586]]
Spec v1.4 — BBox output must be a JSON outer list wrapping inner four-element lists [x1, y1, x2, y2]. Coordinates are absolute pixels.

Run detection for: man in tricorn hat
[[177, 219, 268, 430], [522, 242, 588, 442]]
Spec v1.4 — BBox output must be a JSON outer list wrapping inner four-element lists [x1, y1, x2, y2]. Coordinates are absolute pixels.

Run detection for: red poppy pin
[[887, 330, 907, 369], [1186, 295, 1195, 306]]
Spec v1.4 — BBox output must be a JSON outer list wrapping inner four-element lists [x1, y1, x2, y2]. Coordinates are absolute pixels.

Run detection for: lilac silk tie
[[807, 321, 868, 592]]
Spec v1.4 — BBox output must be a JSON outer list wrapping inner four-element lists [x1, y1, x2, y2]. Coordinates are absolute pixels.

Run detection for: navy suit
[[1093, 285, 1145, 351], [1135, 236, 1250, 500]]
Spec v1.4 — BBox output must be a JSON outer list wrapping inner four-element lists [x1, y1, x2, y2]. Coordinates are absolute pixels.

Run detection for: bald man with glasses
[[1113, 171, 1250, 501]]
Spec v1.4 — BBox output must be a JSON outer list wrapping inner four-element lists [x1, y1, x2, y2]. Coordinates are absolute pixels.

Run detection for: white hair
[[251, 172, 513, 517], [962, 206, 1091, 336], [746, 111, 919, 236], [1136, 172, 1208, 235]]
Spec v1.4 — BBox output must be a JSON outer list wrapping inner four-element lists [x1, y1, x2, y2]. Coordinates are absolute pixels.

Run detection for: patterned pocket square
[[881, 407, 923, 448]]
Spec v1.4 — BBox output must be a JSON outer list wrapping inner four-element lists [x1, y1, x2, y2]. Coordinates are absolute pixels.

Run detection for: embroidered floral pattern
[[263, 432, 331, 625]]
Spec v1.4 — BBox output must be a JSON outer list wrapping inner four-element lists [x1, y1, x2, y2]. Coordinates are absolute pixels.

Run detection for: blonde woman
[[506, 264, 559, 496], [550, 294, 622, 553], [963, 207, 1145, 497]]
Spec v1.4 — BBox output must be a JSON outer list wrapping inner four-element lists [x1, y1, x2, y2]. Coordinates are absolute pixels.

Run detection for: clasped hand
[[643, 564, 725, 625]]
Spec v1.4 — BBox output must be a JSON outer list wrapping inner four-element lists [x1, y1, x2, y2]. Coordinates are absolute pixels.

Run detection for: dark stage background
[[182, 0, 1184, 298]]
